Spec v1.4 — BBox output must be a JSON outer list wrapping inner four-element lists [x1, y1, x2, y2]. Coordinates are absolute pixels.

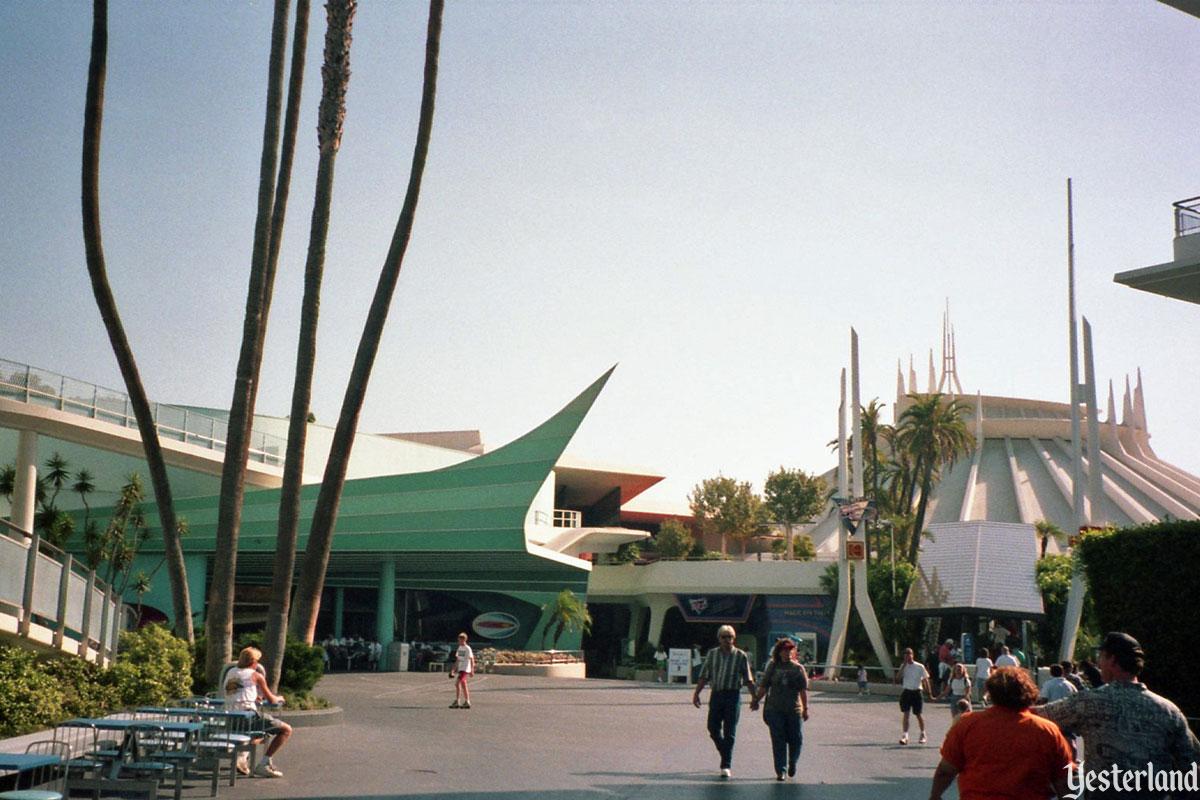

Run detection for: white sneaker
[[898, 733, 908, 745], [720, 768, 731, 778], [254, 762, 283, 778], [918, 732, 927, 744]]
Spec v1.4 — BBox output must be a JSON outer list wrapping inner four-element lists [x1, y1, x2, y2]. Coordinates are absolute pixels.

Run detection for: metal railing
[[0, 518, 123, 665], [0, 358, 285, 466], [1173, 196, 1200, 237]]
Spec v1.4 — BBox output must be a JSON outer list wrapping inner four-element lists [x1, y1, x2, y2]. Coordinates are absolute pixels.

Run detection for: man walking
[[1037, 632, 1199, 799], [895, 647, 933, 745], [692, 625, 756, 778], [994, 645, 1019, 668]]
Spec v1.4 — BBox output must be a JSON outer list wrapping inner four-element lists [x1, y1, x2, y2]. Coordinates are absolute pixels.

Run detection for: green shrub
[[193, 632, 325, 696], [0, 646, 65, 738], [103, 623, 193, 707], [43, 655, 118, 719], [1077, 520, 1200, 718]]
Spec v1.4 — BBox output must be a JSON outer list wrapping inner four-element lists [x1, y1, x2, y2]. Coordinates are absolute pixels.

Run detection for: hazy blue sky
[[2, 1, 1199, 509]]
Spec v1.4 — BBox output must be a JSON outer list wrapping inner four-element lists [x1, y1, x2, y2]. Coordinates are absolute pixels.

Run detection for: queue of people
[[318, 635, 383, 671]]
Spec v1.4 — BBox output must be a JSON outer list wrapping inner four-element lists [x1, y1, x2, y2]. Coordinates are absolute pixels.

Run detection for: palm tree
[[207, 0, 303, 687], [894, 393, 974, 565], [130, 571, 153, 625], [264, 0, 350, 691], [0, 464, 14, 503], [44, 454, 71, 507], [73, 469, 96, 531], [540, 590, 592, 650], [289, 0, 445, 644], [82, 0, 192, 643], [1034, 519, 1064, 559]]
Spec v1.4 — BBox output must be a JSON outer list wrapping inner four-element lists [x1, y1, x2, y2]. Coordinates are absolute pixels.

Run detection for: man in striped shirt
[[692, 625, 757, 778]]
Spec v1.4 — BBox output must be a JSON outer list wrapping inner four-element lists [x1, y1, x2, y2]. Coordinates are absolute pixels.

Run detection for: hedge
[[0, 623, 191, 738], [1077, 519, 1200, 719]]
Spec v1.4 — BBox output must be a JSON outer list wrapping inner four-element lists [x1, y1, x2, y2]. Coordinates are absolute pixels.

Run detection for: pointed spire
[[851, 329, 864, 497], [909, 355, 917, 394], [1134, 368, 1147, 431], [838, 368, 849, 498], [1122, 376, 1134, 427], [928, 349, 937, 393], [897, 359, 906, 403], [1106, 380, 1116, 425]]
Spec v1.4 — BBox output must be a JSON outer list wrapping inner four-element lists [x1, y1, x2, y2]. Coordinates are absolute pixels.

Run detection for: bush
[[0, 646, 65, 738], [1077, 520, 1200, 718], [193, 632, 325, 696], [653, 519, 695, 560], [771, 534, 816, 560], [104, 623, 193, 707], [43, 655, 118, 719]]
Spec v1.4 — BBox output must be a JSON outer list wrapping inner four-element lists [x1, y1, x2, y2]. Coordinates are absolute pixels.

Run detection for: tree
[[0, 464, 13, 502], [72, 469, 96, 532], [762, 466, 828, 561], [289, 0, 445, 644], [689, 475, 760, 557], [44, 453, 71, 507], [82, 0, 192, 643], [130, 570, 153, 623], [264, 0, 346, 694], [771, 534, 816, 560], [1034, 519, 1064, 559], [207, 0, 308, 686], [653, 519, 695, 560], [84, 473, 152, 594], [540, 589, 592, 650], [893, 393, 973, 565]]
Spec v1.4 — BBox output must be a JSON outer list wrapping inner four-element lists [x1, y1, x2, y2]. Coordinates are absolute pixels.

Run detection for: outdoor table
[[0, 752, 60, 792], [57, 718, 205, 800]]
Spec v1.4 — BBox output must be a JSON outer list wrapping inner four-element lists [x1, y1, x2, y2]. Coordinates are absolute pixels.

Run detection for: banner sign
[[834, 497, 875, 535], [764, 595, 834, 651], [674, 594, 755, 623], [471, 611, 520, 640]]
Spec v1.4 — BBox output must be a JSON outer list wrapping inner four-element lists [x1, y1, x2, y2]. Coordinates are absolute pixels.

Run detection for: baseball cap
[[778, 639, 795, 650], [1098, 632, 1144, 661]]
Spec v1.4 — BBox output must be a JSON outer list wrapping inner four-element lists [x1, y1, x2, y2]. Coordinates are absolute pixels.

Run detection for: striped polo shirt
[[699, 646, 753, 692]]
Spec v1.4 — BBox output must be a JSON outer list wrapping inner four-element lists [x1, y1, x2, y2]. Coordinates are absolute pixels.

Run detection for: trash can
[[386, 641, 410, 672]]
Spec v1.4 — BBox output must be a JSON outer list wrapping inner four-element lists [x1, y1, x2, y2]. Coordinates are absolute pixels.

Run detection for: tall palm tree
[[541, 590, 593, 650], [82, 0, 192, 642], [894, 393, 974, 565], [206, 0, 304, 687], [263, 0, 352, 692], [289, 0, 445, 644], [73, 469, 96, 532], [44, 454, 71, 507], [0, 464, 14, 503]]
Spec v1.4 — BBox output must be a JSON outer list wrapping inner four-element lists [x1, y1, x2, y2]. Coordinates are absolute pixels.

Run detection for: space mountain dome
[[805, 336, 1200, 558]]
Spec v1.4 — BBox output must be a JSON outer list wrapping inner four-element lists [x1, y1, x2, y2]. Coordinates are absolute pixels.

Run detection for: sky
[[2, 1, 1199, 512]]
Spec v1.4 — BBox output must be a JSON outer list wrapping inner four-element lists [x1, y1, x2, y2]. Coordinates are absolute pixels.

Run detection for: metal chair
[[0, 740, 69, 800]]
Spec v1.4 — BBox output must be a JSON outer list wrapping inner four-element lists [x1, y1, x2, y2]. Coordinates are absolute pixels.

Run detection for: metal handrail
[[0, 357, 285, 465], [1173, 196, 1200, 238]]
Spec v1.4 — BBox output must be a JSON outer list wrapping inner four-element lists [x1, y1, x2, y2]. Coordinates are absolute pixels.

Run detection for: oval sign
[[472, 611, 520, 640]]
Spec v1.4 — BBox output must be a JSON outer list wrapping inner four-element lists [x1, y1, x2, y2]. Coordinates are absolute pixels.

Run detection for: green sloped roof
[[123, 367, 615, 558]]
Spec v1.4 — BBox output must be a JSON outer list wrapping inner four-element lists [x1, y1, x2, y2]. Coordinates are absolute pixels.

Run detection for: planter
[[487, 662, 586, 679]]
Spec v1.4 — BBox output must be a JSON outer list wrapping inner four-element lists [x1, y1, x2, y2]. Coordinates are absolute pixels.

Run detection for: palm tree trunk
[[289, 0, 444, 643], [82, 0, 193, 642], [263, 0, 352, 692], [206, 0, 293, 687], [907, 466, 933, 565]]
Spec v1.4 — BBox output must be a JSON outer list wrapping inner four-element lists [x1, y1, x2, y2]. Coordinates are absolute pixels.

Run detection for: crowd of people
[[318, 635, 383, 671], [686, 626, 1199, 797]]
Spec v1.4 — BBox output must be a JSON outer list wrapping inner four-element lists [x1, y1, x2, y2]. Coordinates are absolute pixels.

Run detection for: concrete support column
[[12, 430, 38, 533], [376, 557, 396, 648], [645, 595, 676, 650], [626, 604, 647, 656], [333, 587, 345, 638]]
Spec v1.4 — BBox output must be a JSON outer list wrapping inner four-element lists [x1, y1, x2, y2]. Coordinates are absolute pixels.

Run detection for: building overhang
[[1113, 258, 1200, 305]]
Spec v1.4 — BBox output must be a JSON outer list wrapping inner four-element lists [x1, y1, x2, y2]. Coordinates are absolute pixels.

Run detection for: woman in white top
[[937, 662, 972, 718], [449, 632, 475, 709]]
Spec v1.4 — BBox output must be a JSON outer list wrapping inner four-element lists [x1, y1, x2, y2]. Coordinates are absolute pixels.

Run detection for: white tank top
[[228, 666, 258, 709]]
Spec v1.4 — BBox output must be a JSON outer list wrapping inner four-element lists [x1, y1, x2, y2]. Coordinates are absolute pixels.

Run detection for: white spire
[[1122, 376, 1134, 427], [909, 355, 917, 394], [1106, 380, 1116, 425], [1134, 368, 1147, 431], [928, 349, 936, 393]]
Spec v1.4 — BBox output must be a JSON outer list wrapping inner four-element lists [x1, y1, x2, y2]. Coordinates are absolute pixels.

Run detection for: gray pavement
[[209, 672, 960, 800]]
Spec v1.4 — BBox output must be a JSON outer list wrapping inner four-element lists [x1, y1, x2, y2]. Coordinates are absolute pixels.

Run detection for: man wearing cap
[[1037, 632, 1199, 799], [692, 625, 756, 779]]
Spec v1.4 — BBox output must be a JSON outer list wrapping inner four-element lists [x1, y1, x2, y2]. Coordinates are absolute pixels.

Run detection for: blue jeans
[[762, 709, 802, 775], [706, 690, 741, 769]]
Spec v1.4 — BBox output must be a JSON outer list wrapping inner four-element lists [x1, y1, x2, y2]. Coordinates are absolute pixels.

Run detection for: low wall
[[488, 662, 586, 679]]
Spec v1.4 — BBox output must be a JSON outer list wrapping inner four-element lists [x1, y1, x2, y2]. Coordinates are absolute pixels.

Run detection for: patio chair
[[0, 739, 69, 800]]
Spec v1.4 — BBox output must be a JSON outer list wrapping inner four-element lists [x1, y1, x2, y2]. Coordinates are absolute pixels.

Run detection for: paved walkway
[[213, 672, 959, 800]]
